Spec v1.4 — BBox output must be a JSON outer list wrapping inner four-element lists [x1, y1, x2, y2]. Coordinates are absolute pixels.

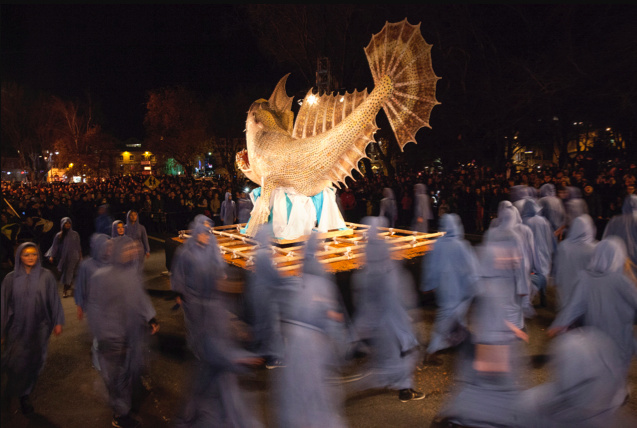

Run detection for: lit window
[[130, 155, 135, 161]]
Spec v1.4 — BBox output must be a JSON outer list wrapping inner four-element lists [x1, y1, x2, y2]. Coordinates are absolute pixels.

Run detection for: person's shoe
[[265, 358, 285, 369], [112, 413, 141, 428], [399, 388, 426, 402], [19, 395, 34, 414], [62, 290, 69, 298]]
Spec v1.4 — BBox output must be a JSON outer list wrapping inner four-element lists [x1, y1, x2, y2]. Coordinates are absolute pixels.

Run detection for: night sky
[[3, 4, 636, 147]]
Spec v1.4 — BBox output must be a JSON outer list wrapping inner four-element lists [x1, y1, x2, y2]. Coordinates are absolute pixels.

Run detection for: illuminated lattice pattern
[[237, 19, 440, 236]]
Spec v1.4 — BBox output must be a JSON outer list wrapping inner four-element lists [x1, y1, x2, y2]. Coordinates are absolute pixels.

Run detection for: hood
[[224, 192, 232, 202], [510, 185, 529, 202], [60, 216, 72, 231], [567, 186, 582, 200], [302, 232, 326, 277], [109, 235, 141, 267], [496, 201, 517, 228], [414, 183, 427, 196], [439, 213, 463, 239], [586, 236, 626, 276], [13, 241, 43, 277], [622, 194, 637, 217], [520, 198, 540, 219], [90, 233, 112, 264], [539, 183, 556, 197], [192, 214, 214, 229], [382, 188, 395, 200], [565, 214, 596, 244], [111, 220, 124, 238]]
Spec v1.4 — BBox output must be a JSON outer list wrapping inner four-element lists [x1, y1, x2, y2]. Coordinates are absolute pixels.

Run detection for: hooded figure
[[520, 198, 556, 306], [86, 235, 159, 428], [421, 214, 479, 363], [45, 216, 82, 297], [237, 192, 254, 225], [434, 235, 528, 428], [550, 236, 637, 377], [603, 194, 637, 280], [517, 327, 632, 428], [538, 183, 566, 234], [511, 185, 534, 214], [111, 220, 125, 239], [564, 186, 589, 230], [275, 232, 349, 428], [350, 217, 425, 402], [379, 188, 398, 228], [1, 242, 64, 414], [485, 201, 534, 319], [219, 192, 236, 226], [243, 226, 285, 368], [171, 219, 263, 428], [411, 183, 433, 233], [74, 233, 112, 371], [125, 210, 150, 268], [94, 204, 114, 236], [553, 214, 598, 310]]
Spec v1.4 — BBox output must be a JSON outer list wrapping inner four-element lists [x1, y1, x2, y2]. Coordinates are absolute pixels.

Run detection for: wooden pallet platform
[[172, 222, 442, 277]]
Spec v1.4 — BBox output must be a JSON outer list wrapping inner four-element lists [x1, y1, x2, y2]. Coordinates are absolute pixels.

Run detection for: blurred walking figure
[[516, 327, 634, 428], [1, 242, 64, 415], [124, 210, 150, 269], [379, 188, 398, 228], [549, 236, 637, 379], [243, 227, 285, 369], [171, 219, 263, 428], [603, 194, 637, 281], [421, 214, 478, 365], [538, 183, 566, 238], [94, 203, 114, 236], [411, 183, 433, 233], [350, 217, 425, 402], [553, 214, 598, 310], [520, 198, 556, 307], [87, 236, 159, 428], [432, 235, 529, 427], [74, 233, 112, 371], [45, 216, 82, 297], [220, 191, 236, 226], [275, 232, 350, 427]]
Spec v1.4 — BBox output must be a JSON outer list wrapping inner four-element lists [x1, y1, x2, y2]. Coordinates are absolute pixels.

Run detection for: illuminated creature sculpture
[[237, 19, 440, 237]]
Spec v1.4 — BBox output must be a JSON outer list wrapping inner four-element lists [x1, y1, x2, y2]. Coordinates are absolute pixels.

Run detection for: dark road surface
[[2, 234, 636, 427]]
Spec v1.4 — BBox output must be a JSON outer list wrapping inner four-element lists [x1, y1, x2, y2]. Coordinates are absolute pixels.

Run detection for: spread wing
[[292, 89, 379, 188]]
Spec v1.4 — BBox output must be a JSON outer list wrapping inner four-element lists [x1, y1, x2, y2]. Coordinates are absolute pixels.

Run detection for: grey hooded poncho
[[603, 194, 637, 278], [219, 192, 236, 226], [45, 216, 82, 285], [411, 183, 433, 233], [1, 242, 65, 397], [538, 183, 566, 232], [553, 214, 597, 309], [550, 236, 637, 376], [421, 214, 479, 354], [74, 233, 111, 311]]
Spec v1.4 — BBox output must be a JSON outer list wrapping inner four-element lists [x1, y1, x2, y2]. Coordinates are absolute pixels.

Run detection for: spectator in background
[[219, 192, 236, 226]]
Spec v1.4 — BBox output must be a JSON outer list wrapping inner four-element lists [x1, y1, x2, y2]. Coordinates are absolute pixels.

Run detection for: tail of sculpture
[[364, 18, 441, 150]]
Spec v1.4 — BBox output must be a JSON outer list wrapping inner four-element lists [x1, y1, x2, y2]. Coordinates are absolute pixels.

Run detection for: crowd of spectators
[[1, 154, 635, 268]]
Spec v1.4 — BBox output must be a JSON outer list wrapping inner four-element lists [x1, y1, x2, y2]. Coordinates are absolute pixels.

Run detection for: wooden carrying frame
[[176, 222, 442, 276]]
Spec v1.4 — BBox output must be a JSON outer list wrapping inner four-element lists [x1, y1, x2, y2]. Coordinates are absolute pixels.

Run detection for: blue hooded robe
[[538, 183, 566, 233], [86, 235, 157, 419], [274, 232, 348, 428], [550, 236, 637, 376], [125, 210, 150, 268], [603, 194, 637, 279], [111, 220, 125, 239], [45, 216, 82, 286], [411, 183, 432, 233], [553, 214, 597, 310], [379, 188, 398, 228], [350, 219, 421, 392], [171, 220, 263, 428], [421, 214, 479, 354], [516, 327, 631, 428], [220, 192, 236, 226], [237, 195, 253, 225], [1, 242, 65, 397], [520, 198, 556, 294]]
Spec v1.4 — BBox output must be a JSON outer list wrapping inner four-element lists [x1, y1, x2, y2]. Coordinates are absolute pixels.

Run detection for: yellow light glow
[[69, 163, 74, 167], [307, 94, 318, 106]]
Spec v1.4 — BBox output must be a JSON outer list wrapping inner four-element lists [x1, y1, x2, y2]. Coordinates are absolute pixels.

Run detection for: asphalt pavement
[[1, 234, 636, 427]]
